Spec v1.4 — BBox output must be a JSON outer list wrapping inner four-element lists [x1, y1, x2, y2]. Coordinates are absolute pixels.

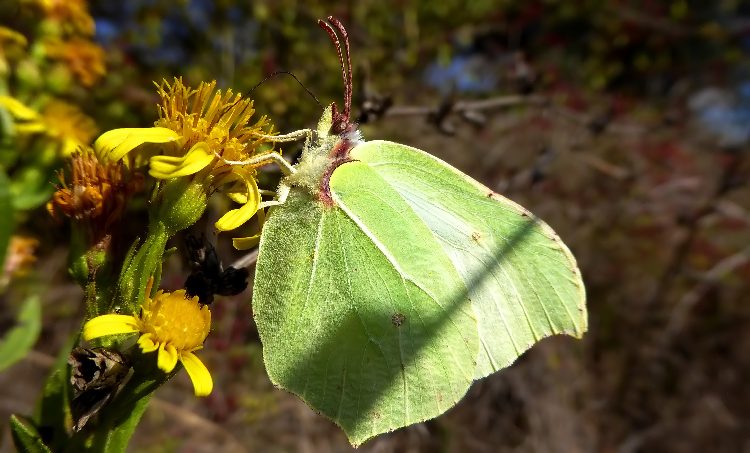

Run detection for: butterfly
[[233, 17, 585, 446]]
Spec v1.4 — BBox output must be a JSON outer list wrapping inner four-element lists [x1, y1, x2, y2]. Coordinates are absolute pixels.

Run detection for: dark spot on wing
[[391, 312, 406, 327]]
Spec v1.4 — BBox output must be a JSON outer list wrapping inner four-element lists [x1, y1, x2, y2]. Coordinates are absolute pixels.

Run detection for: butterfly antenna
[[318, 16, 354, 132], [247, 71, 322, 108], [326, 16, 353, 123]]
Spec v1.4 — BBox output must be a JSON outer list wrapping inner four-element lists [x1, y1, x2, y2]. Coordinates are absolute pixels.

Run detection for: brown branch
[[360, 92, 648, 137]]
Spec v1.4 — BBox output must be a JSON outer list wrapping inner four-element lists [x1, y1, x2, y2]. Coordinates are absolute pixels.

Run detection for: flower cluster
[[0, 0, 102, 157], [95, 78, 278, 247]]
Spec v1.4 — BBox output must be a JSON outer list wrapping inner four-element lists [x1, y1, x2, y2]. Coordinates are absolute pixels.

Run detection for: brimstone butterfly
[[251, 17, 586, 446]]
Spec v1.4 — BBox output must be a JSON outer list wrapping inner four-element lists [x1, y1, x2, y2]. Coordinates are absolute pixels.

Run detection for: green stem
[[112, 220, 169, 314], [111, 179, 208, 314]]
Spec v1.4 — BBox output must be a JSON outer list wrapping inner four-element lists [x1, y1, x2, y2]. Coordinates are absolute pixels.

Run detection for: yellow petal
[[232, 234, 261, 250], [82, 314, 139, 341], [226, 182, 249, 204], [14, 123, 46, 134], [60, 138, 80, 157], [231, 206, 265, 250], [137, 333, 159, 353], [180, 351, 213, 397], [215, 201, 259, 232], [0, 27, 28, 48], [94, 127, 181, 164], [149, 141, 214, 179], [157, 343, 179, 373], [215, 174, 260, 231], [0, 96, 40, 121], [221, 167, 259, 204]]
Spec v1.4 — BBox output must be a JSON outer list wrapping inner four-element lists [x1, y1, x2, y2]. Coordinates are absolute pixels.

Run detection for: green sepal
[[114, 221, 168, 314], [0, 295, 41, 371], [9, 415, 52, 453], [68, 227, 90, 288], [152, 178, 208, 236]]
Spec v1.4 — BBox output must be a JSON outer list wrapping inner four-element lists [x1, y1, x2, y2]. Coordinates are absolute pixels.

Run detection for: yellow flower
[[82, 288, 213, 396], [41, 101, 98, 156], [0, 96, 97, 156], [36, 0, 95, 36], [94, 78, 278, 246], [44, 38, 106, 86]]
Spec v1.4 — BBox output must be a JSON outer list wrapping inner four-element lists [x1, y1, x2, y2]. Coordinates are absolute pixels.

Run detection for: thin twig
[[660, 244, 750, 344], [382, 94, 547, 117], [231, 249, 259, 269], [149, 398, 247, 451], [645, 156, 741, 307]]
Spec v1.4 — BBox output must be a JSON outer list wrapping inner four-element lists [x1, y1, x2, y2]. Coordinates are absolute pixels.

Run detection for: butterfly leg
[[214, 128, 314, 176], [216, 151, 297, 176], [259, 183, 291, 209]]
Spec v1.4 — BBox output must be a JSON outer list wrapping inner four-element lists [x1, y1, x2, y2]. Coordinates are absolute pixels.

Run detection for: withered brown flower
[[47, 150, 142, 233]]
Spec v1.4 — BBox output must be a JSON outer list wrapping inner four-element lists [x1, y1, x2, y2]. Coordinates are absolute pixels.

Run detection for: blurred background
[[1, 0, 750, 451]]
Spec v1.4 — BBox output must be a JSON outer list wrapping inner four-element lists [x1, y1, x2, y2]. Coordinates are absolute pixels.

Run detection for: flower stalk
[[113, 178, 207, 315]]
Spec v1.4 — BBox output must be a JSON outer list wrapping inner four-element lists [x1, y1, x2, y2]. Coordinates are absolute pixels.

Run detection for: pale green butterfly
[[238, 17, 586, 446]]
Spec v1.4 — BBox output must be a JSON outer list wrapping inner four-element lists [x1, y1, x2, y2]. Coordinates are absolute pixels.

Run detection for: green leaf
[[84, 393, 152, 453], [34, 334, 76, 451], [9, 415, 52, 453], [0, 167, 12, 270], [0, 296, 41, 371], [254, 137, 586, 446], [9, 166, 55, 211]]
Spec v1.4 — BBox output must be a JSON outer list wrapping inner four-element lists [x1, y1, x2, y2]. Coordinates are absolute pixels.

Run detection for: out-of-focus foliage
[[85, 1, 750, 124], [0, 0, 105, 396], [0, 295, 40, 371], [0, 0, 104, 221]]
